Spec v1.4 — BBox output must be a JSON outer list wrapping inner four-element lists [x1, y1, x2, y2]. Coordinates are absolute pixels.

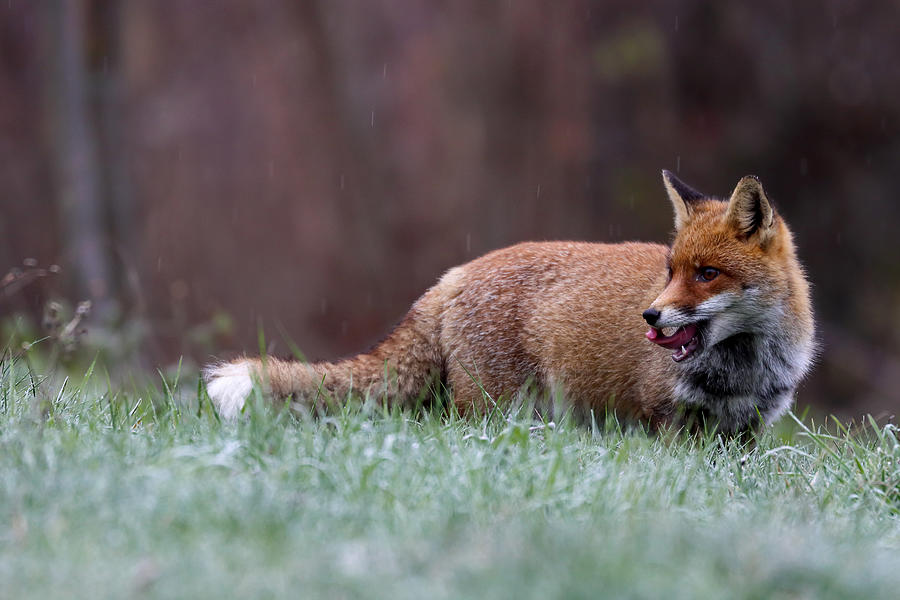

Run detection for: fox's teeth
[[681, 345, 686, 353]]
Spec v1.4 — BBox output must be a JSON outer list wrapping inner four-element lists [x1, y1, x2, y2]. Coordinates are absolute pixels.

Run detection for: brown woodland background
[[1, 1, 898, 418]]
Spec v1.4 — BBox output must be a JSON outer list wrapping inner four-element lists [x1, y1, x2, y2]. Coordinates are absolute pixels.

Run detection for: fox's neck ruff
[[672, 323, 811, 432]]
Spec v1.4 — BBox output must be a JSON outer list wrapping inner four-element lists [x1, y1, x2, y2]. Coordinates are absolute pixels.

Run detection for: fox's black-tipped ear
[[725, 175, 775, 244], [662, 170, 705, 230]]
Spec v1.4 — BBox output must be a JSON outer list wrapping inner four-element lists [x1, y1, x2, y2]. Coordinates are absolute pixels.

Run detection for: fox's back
[[435, 241, 673, 418]]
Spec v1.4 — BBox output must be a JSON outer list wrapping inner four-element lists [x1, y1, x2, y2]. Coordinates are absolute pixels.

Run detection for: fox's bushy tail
[[204, 288, 446, 419]]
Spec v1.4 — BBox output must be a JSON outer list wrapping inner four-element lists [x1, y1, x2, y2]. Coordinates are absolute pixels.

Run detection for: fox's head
[[643, 171, 807, 363]]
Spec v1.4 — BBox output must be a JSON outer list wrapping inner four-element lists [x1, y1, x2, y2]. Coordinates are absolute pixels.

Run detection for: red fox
[[205, 172, 814, 433]]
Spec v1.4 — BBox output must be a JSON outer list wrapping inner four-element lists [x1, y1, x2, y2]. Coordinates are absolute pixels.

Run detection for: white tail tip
[[204, 361, 253, 420]]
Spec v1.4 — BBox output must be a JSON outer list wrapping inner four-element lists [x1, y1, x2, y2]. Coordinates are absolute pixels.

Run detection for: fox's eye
[[699, 267, 720, 282]]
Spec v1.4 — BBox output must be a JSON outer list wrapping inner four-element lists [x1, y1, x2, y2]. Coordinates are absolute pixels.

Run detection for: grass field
[[1, 354, 898, 600]]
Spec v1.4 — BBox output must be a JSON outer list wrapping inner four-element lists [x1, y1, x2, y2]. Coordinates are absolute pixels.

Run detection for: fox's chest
[[672, 333, 800, 431]]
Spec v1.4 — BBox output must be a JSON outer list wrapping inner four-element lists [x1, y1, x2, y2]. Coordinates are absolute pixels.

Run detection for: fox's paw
[[204, 361, 254, 420]]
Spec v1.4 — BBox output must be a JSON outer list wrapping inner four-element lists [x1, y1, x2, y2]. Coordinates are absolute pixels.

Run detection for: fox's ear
[[661, 170, 705, 230], [725, 175, 775, 244]]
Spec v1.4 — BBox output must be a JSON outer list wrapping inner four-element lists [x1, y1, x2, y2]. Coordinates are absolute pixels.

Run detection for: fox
[[204, 171, 814, 434]]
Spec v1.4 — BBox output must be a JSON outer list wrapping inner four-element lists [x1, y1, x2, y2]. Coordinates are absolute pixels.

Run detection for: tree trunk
[[44, 0, 117, 324]]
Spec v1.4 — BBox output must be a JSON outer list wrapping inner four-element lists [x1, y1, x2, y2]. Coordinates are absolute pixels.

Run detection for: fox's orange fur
[[205, 172, 814, 433]]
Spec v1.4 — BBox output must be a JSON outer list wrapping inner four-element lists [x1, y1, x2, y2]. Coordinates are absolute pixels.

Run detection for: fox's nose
[[642, 308, 661, 326]]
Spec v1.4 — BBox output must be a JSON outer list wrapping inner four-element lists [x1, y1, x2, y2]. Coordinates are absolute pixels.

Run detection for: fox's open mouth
[[646, 323, 702, 362]]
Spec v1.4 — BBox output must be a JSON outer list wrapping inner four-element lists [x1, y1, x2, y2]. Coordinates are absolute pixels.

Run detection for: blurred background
[[1, 1, 898, 419]]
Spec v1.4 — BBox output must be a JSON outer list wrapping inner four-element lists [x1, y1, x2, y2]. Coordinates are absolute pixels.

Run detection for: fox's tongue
[[646, 323, 699, 350]]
